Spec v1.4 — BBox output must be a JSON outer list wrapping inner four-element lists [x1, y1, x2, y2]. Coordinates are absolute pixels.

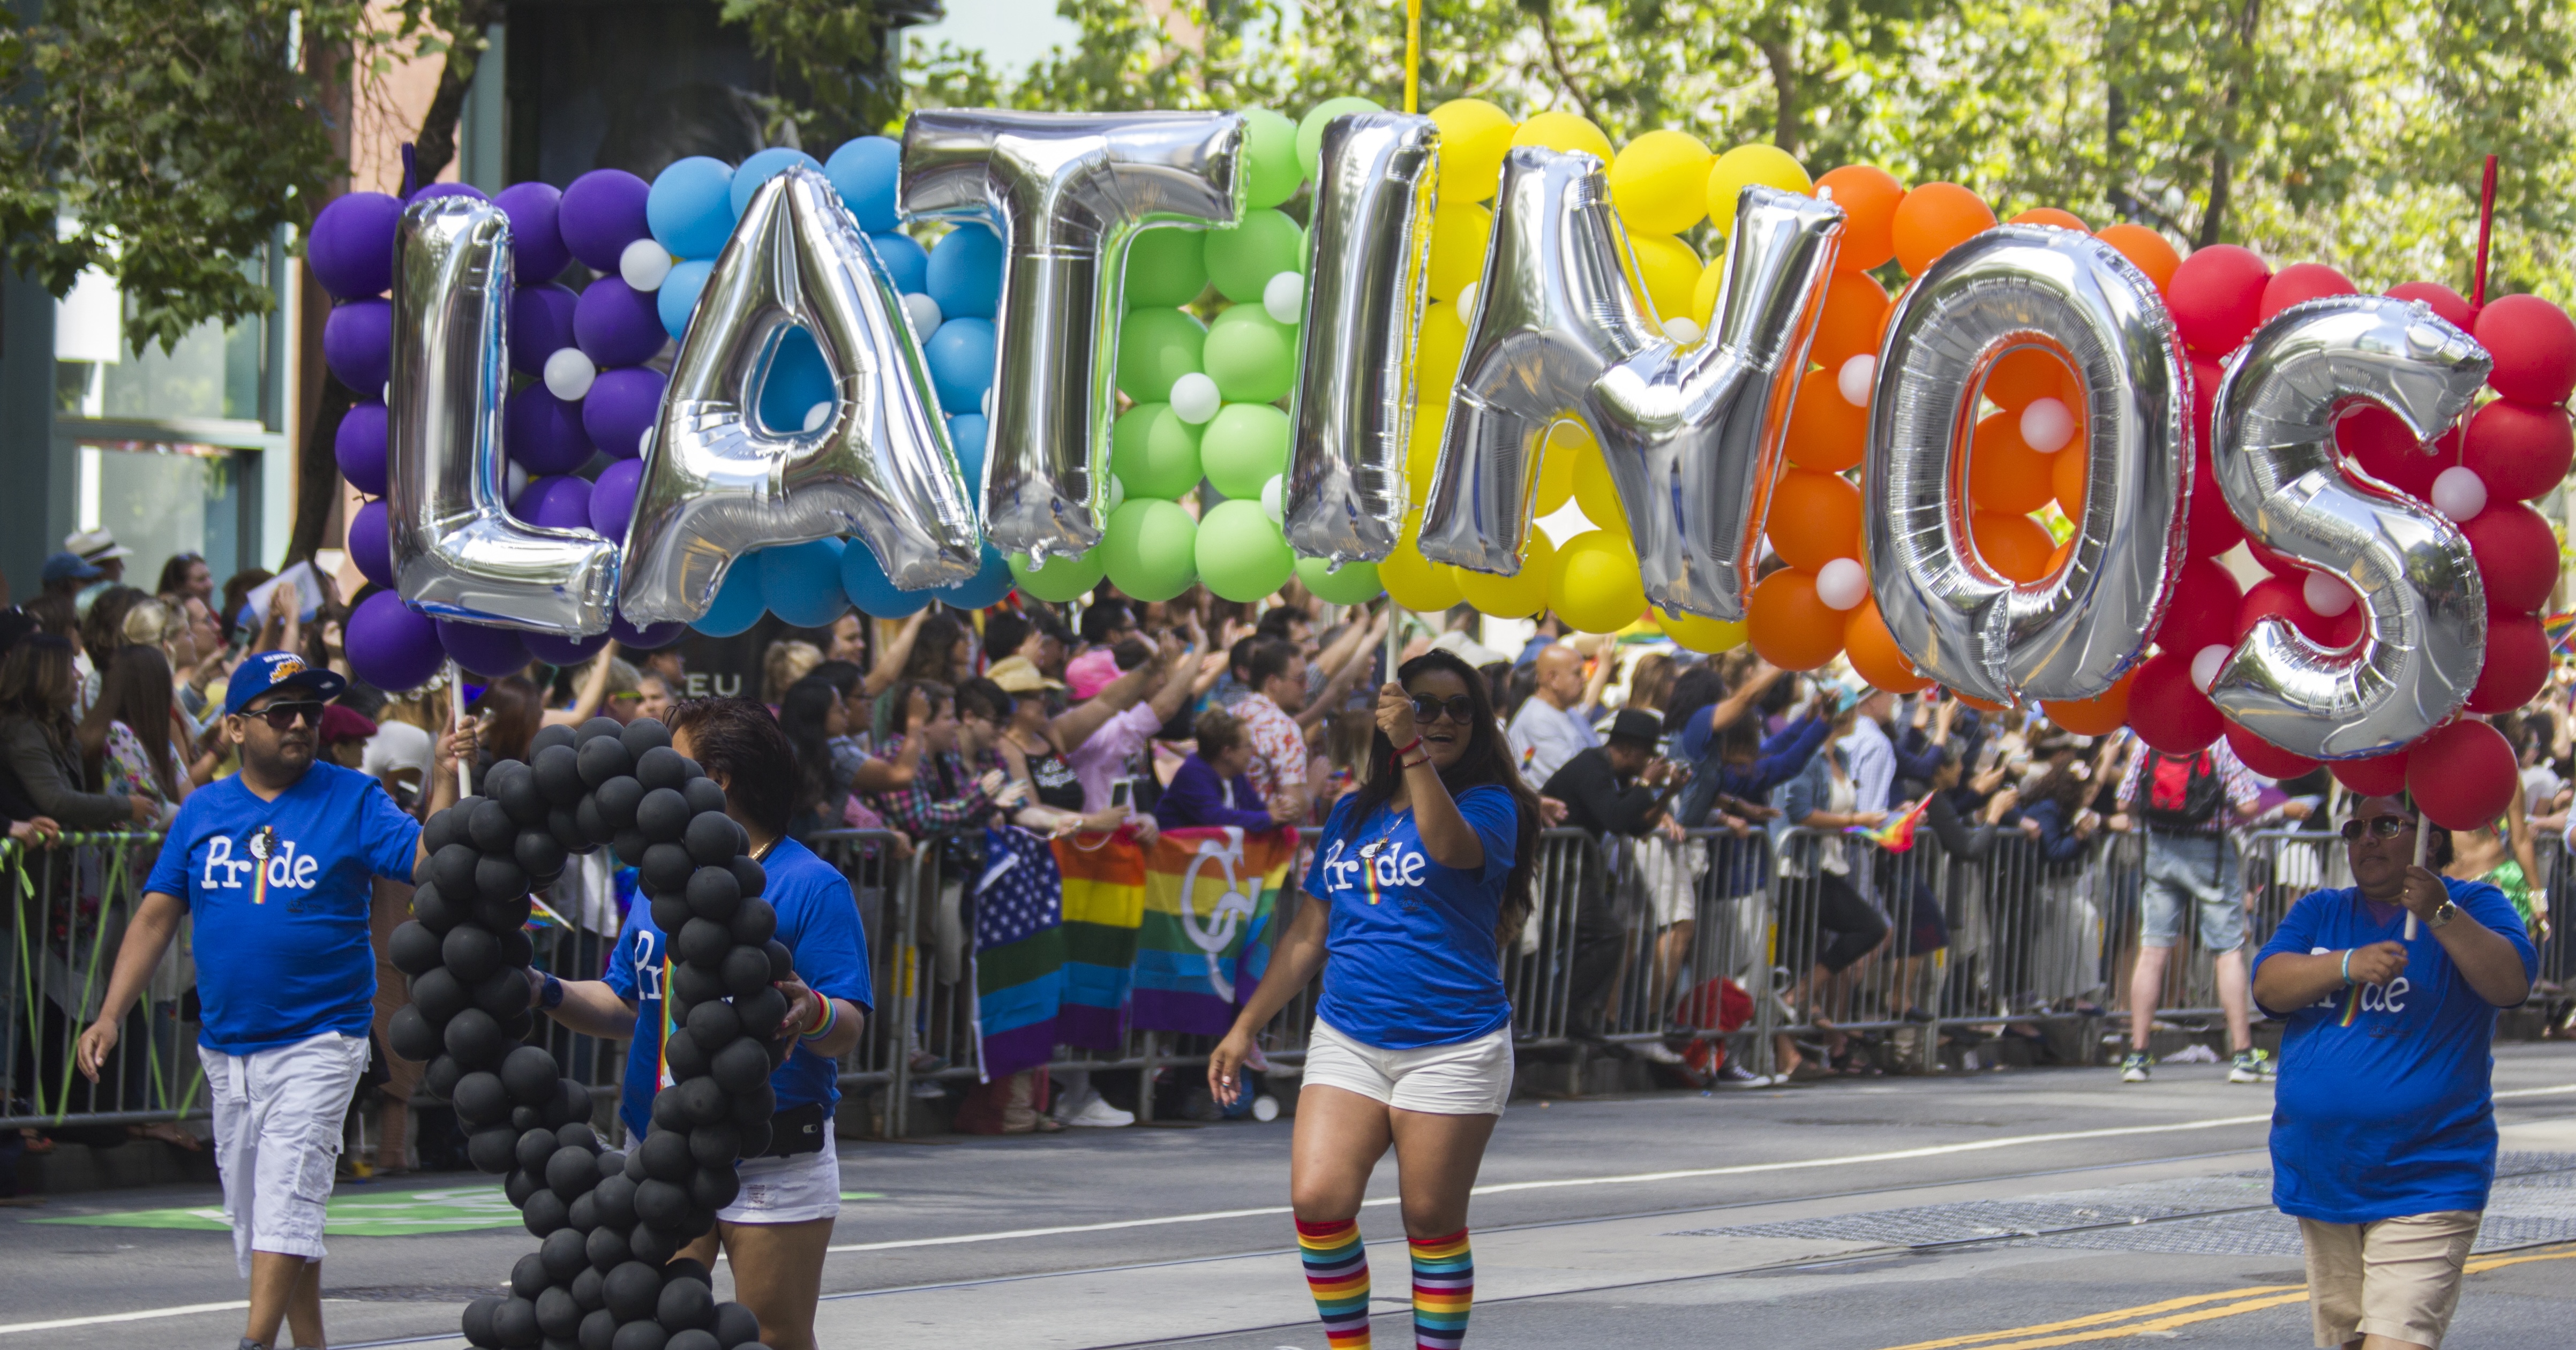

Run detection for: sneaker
[[1632, 1040, 1687, 1065], [2228, 1049, 2269, 1084], [1715, 1062, 1774, 1088], [1063, 1095, 1135, 1128], [2120, 1051, 2151, 1083], [909, 1081, 947, 1099]]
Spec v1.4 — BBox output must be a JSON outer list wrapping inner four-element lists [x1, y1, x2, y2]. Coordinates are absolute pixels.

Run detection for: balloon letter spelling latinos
[[1283, 111, 1438, 565], [389, 196, 618, 636], [1415, 149, 1843, 623], [1865, 226, 2190, 705], [618, 165, 979, 627], [2205, 296, 2490, 758], [900, 110, 1246, 561]]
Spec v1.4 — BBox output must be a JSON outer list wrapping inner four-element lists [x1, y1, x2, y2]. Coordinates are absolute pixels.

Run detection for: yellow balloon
[[1550, 530, 1647, 634], [1623, 230, 1702, 326], [1406, 405, 1447, 499], [1425, 200, 1492, 302], [1429, 97, 1515, 205], [1415, 299, 1468, 397], [1455, 529, 1554, 619], [1609, 129, 1713, 235], [1511, 110, 1613, 162], [1535, 421, 1579, 512], [1656, 605, 1747, 654], [1705, 144, 1813, 236], [1570, 435, 1628, 532], [1381, 524, 1464, 612], [1691, 257, 1725, 328]]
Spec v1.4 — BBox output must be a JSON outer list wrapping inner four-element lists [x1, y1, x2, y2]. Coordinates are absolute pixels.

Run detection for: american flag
[[976, 826, 1064, 953]]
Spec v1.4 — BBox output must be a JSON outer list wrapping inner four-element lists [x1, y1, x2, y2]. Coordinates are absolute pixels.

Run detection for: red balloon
[[2474, 293, 2576, 406], [2335, 404, 2440, 499], [2330, 750, 2410, 797], [2406, 720, 2518, 831], [2461, 399, 2574, 502], [2239, 572, 2365, 648], [2243, 535, 2301, 577], [2128, 649, 2222, 753], [2468, 613, 2550, 714], [2461, 501, 2557, 614], [2258, 263, 2356, 322], [2385, 281, 2476, 331], [2185, 439, 2245, 557], [2154, 555, 2247, 657], [2188, 356, 2223, 447], [2226, 721, 2318, 779], [2167, 244, 2270, 357]]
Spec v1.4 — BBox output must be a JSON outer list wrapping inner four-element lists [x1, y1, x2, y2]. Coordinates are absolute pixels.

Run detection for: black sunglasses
[[2338, 816, 2416, 843], [1410, 694, 1476, 725], [242, 700, 326, 730]]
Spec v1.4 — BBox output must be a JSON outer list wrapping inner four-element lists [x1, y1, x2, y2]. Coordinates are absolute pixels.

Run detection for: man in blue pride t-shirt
[[2252, 793, 2536, 1350], [76, 652, 473, 1350]]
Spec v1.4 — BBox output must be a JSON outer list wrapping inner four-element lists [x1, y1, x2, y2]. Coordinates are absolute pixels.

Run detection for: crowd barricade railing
[[0, 833, 194, 1130]]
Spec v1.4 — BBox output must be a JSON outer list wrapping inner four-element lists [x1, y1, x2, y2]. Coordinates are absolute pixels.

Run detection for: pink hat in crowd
[[1066, 648, 1123, 701]]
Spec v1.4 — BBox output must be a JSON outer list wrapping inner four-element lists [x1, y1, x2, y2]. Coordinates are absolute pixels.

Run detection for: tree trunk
[[2197, 0, 2263, 250], [1762, 40, 1802, 159], [2105, 0, 2132, 222]]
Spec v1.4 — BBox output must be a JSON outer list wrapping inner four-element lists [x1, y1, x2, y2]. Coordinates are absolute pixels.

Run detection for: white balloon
[[619, 238, 674, 292], [1260, 473, 1285, 526], [2020, 396, 2075, 453], [2190, 643, 2230, 693], [1455, 280, 1480, 320], [1815, 556, 1869, 611], [542, 346, 597, 401], [1263, 270, 1304, 325], [2302, 568, 2356, 617], [2431, 464, 2488, 522], [1170, 372, 1222, 424], [902, 291, 944, 340], [802, 401, 835, 432], [1662, 316, 1704, 345], [1106, 474, 1127, 513], [1836, 354, 1875, 408], [504, 460, 529, 503]]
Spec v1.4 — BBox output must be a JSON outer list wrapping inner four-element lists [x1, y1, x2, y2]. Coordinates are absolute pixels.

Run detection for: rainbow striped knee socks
[[1297, 1218, 1373, 1348], [1408, 1228, 1473, 1349]]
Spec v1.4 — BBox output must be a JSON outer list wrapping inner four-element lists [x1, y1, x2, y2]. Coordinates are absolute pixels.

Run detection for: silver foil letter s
[[388, 196, 617, 636], [901, 110, 1245, 561], [1863, 225, 2191, 705], [2206, 296, 2490, 757], [617, 165, 980, 628]]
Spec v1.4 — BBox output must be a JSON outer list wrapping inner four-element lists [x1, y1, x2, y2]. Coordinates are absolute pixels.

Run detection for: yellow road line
[[1873, 1283, 2306, 1350]]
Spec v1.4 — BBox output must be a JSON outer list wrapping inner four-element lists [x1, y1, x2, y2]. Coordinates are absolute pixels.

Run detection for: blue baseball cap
[[39, 552, 101, 585], [223, 651, 349, 718]]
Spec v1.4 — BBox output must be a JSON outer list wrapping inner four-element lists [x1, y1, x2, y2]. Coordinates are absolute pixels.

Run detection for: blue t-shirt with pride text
[[1303, 784, 1518, 1050], [602, 835, 873, 1143], [2253, 876, 2538, 1224], [145, 762, 420, 1055]]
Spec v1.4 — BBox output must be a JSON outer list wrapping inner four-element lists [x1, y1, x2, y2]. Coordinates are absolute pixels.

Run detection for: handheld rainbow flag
[[1847, 796, 1929, 852], [2544, 610, 2575, 655]]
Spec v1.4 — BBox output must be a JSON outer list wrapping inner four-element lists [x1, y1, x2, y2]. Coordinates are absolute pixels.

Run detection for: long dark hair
[[469, 675, 543, 765], [81, 645, 178, 798], [0, 636, 80, 752], [776, 676, 842, 822], [1336, 648, 1542, 947]]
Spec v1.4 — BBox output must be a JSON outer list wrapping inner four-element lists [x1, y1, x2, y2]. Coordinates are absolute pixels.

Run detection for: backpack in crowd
[[2142, 750, 2222, 829]]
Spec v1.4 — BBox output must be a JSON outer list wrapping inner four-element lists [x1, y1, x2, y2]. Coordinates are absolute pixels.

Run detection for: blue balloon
[[758, 327, 839, 433], [825, 137, 903, 232], [869, 231, 928, 293], [926, 223, 1003, 320], [657, 259, 714, 340], [947, 413, 987, 506], [757, 538, 851, 629], [693, 562, 768, 637], [840, 537, 932, 618], [730, 147, 824, 220], [934, 544, 1015, 610], [647, 156, 735, 259], [925, 317, 997, 416]]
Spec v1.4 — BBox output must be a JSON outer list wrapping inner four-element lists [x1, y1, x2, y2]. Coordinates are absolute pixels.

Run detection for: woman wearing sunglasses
[[1211, 647, 1540, 1350]]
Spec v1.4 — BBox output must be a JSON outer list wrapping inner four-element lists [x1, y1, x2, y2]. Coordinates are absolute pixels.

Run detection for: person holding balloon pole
[[1211, 647, 1540, 1350]]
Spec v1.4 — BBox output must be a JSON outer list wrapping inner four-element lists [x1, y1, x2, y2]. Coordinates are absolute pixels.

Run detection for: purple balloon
[[609, 614, 685, 650], [589, 458, 643, 542], [503, 386, 595, 475], [573, 278, 667, 367], [308, 192, 402, 300], [437, 618, 531, 678], [580, 366, 666, 460], [335, 401, 390, 497], [560, 169, 653, 273], [524, 632, 611, 667], [513, 474, 595, 530], [322, 299, 393, 397], [347, 499, 393, 589], [509, 284, 581, 378], [495, 182, 570, 285], [347, 591, 447, 691]]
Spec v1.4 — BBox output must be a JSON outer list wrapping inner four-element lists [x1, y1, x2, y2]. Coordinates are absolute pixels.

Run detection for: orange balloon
[[1785, 367, 1867, 472], [1747, 569, 1845, 670], [1969, 412, 2054, 515], [1892, 182, 1996, 277], [2097, 223, 2182, 292], [1879, 281, 1910, 345], [1844, 598, 1931, 693], [1808, 270, 1889, 374], [1985, 348, 2076, 409], [2053, 440, 2089, 515], [2009, 207, 2089, 231], [1954, 691, 2008, 714], [2044, 669, 2135, 735], [2046, 538, 2072, 573], [1767, 468, 1861, 572], [1816, 165, 1904, 272], [1971, 509, 2055, 583]]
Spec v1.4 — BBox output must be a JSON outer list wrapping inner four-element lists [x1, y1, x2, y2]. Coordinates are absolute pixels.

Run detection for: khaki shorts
[[2297, 1209, 2481, 1348]]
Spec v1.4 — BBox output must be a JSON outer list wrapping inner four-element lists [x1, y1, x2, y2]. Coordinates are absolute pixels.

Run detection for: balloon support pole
[[449, 661, 471, 800], [2407, 810, 2428, 939]]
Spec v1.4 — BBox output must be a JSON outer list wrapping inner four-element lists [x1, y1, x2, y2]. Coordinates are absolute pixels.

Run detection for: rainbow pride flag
[[972, 826, 1071, 1077], [1132, 826, 1298, 1036], [1050, 830, 1148, 1050], [1847, 796, 1930, 853]]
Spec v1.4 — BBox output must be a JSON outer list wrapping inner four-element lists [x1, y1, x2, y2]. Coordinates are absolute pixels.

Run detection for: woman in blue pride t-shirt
[[1211, 647, 1539, 1350]]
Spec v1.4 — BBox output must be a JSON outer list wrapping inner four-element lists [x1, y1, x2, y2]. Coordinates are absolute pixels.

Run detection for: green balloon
[[1296, 554, 1385, 606], [1204, 208, 1304, 305], [1113, 306, 1207, 404], [1110, 402, 1205, 501], [1240, 108, 1303, 209], [1195, 500, 1295, 601], [1200, 402, 1291, 499], [1203, 305, 1298, 404], [1102, 498, 1199, 602], [1296, 96, 1385, 180], [1123, 227, 1208, 310], [1010, 547, 1107, 603]]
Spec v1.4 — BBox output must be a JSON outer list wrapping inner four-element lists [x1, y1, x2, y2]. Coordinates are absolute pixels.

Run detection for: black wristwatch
[[539, 973, 566, 1010], [2427, 900, 2457, 931]]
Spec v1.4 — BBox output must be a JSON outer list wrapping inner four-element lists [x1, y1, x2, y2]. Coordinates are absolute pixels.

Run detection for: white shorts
[[718, 1125, 841, 1226], [1302, 1020, 1512, 1116], [200, 1032, 370, 1278]]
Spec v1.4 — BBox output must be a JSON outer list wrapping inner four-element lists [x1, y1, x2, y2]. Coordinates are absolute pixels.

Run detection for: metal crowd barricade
[[0, 833, 196, 1130]]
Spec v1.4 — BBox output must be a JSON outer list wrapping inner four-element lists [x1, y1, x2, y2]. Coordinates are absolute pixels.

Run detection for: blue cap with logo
[[223, 651, 349, 718], [39, 552, 101, 585]]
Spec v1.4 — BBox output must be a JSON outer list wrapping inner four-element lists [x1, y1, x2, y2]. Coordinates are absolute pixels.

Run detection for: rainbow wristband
[[799, 995, 837, 1042]]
